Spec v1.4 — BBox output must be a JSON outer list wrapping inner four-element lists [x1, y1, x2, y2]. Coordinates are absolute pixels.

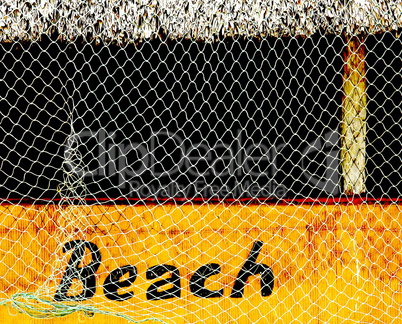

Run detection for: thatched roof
[[0, 0, 401, 43]]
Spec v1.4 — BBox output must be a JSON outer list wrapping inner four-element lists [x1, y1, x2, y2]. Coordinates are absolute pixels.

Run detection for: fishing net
[[0, 1, 401, 323]]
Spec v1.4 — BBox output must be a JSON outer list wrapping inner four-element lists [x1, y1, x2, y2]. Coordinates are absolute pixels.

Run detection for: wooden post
[[341, 35, 367, 195]]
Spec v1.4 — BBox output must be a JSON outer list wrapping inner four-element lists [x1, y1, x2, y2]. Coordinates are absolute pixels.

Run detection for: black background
[[0, 32, 400, 201]]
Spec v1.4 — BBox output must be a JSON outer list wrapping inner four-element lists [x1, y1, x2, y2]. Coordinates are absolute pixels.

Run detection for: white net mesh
[[0, 2, 401, 323]]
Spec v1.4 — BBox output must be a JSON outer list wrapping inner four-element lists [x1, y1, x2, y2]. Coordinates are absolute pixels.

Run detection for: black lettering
[[146, 265, 181, 300], [103, 265, 137, 301], [190, 263, 223, 298], [230, 241, 274, 298], [54, 240, 101, 301]]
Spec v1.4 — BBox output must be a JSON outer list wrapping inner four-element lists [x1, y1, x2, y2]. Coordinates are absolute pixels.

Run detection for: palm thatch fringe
[[0, 0, 401, 44]]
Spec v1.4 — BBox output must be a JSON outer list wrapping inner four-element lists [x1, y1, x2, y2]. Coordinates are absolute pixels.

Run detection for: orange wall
[[1, 203, 401, 323]]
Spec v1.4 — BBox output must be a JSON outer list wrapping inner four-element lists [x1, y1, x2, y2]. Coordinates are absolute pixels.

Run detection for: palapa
[[1, 1, 400, 195]]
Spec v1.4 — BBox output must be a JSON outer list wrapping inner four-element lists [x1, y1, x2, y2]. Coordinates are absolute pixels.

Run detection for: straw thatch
[[0, 0, 401, 44]]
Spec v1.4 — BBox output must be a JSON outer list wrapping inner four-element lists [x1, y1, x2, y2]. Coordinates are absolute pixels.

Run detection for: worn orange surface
[[1, 203, 401, 323]]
